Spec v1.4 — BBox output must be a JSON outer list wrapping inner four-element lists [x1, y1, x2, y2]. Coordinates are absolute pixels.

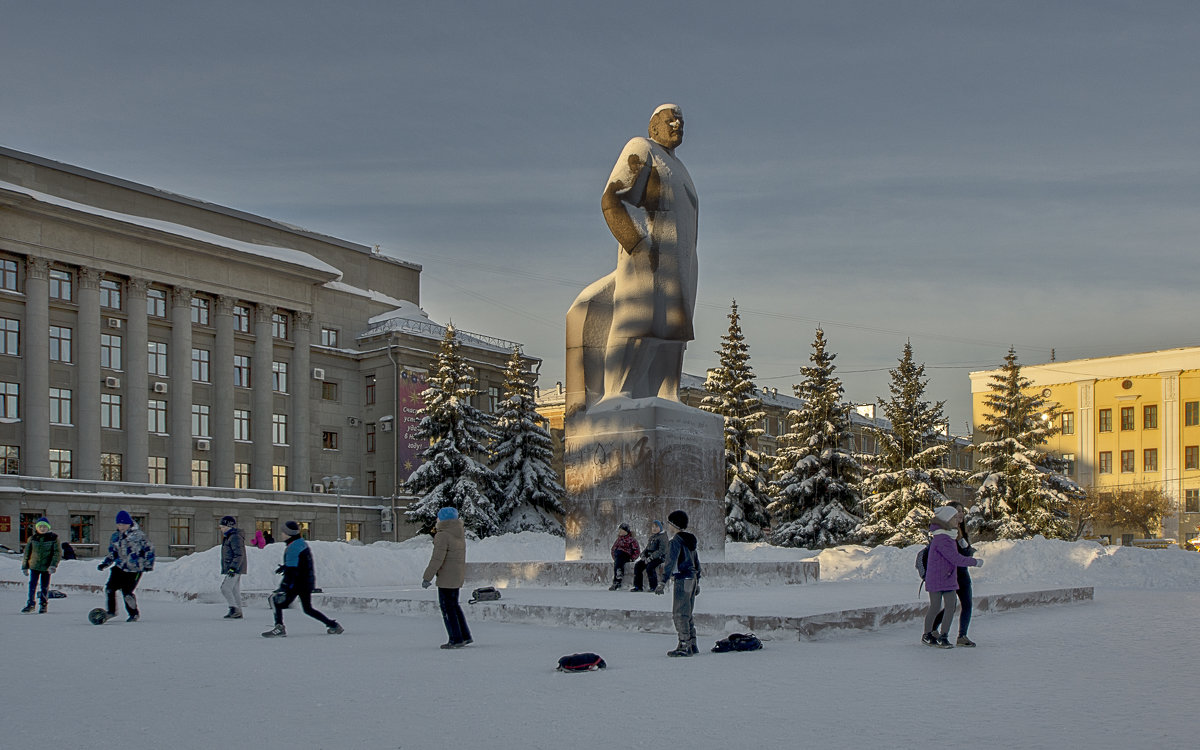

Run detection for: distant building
[[0, 146, 534, 556], [970, 347, 1200, 544]]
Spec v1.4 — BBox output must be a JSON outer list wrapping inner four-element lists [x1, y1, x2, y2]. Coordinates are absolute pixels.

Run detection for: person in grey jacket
[[218, 515, 246, 619], [656, 510, 702, 657], [631, 519, 667, 592]]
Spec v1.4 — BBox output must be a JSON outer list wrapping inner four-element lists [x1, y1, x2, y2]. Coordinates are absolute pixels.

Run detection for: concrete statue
[[563, 105, 723, 561]]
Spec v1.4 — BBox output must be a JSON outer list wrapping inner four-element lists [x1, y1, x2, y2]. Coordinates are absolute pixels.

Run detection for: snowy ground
[[1, 535, 1195, 749]]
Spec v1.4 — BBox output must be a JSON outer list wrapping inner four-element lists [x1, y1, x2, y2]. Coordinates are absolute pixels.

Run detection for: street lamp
[[322, 475, 354, 541]]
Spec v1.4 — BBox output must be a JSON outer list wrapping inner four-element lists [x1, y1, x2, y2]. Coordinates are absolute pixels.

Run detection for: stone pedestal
[[564, 397, 725, 561]]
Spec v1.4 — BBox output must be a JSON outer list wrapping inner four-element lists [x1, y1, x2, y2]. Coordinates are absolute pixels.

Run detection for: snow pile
[[5, 533, 1200, 597]]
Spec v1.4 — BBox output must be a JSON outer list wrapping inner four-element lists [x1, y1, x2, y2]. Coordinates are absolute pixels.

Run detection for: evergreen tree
[[492, 346, 566, 536], [859, 342, 967, 546], [768, 328, 863, 547], [699, 301, 772, 542], [403, 325, 500, 537], [969, 347, 1082, 540]]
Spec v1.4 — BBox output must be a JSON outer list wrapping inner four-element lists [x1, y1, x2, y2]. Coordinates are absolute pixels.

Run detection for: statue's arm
[[601, 139, 653, 254]]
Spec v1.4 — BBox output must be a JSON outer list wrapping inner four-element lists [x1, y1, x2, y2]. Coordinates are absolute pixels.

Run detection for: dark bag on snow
[[556, 652, 606, 672], [712, 633, 763, 653], [468, 586, 501, 604]]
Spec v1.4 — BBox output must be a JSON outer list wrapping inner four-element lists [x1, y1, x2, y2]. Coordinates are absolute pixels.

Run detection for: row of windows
[[1098, 449, 1160, 474], [17, 512, 368, 546], [4, 446, 289, 490], [1049, 402, 1200, 434]]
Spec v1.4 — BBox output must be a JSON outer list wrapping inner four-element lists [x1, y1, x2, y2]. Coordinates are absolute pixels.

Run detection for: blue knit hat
[[115, 510, 134, 526], [652, 520, 664, 532], [437, 507, 459, 521], [35, 517, 51, 531]]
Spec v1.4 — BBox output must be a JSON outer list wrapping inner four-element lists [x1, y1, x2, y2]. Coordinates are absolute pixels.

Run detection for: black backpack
[[556, 652, 606, 672], [915, 545, 930, 580], [468, 586, 501, 604], [712, 633, 763, 653]]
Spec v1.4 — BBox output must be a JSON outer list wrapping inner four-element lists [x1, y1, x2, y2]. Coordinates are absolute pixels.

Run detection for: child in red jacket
[[609, 523, 641, 590]]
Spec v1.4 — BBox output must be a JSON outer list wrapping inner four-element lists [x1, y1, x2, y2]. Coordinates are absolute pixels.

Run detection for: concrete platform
[[462, 559, 821, 587]]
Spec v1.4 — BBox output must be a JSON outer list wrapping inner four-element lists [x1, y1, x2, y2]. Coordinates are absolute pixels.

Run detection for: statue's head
[[648, 104, 684, 150]]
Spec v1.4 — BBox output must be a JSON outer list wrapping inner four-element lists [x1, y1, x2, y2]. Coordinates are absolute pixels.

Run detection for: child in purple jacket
[[922, 505, 982, 649]]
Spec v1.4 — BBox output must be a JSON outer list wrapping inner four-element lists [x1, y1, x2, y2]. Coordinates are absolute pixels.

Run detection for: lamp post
[[323, 475, 354, 541]]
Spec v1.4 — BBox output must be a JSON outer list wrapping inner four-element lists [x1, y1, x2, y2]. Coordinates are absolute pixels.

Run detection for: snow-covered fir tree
[[859, 342, 967, 546], [767, 327, 863, 548], [969, 347, 1082, 540], [492, 346, 566, 536], [699, 301, 772, 542], [403, 325, 501, 537]]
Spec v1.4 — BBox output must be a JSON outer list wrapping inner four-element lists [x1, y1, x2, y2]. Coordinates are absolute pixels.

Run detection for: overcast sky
[[4, 1, 1199, 432]]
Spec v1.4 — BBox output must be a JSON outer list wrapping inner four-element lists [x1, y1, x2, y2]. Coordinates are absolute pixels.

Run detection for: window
[[234, 355, 250, 387], [1061, 453, 1075, 476], [1188, 401, 1200, 427], [191, 459, 210, 487], [321, 327, 339, 347], [191, 348, 211, 383], [366, 423, 376, 453], [148, 341, 168, 376], [271, 312, 288, 339], [1098, 451, 1112, 474], [1144, 405, 1158, 430], [100, 393, 122, 429], [169, 516, 192, 546], [322, 431, 338, 450], [272, 361, 288, 393], [190, 296, 210, 326], [49, 268, 73, 301], [255, 519, 273, 537], [1187, 489, 1200, 514], [1188, 446, 1199, 471], [1144, 448, 1159, 472], [191, 404, 210, 437], [1098, 409, 1112, 433], [321, 381, 338, 401], [49, 388, 72, 424], [49, 448, 72, 479], [233, 305, 250, 333], [1120, 407, 1135, 431], [272, 414, 288, 444], [234, 409, 250, 441], [488, 386, 500, 412], [234, 463, 250, 489], [365, 375, 376, 405], [1061, 412, 1074, 435], [344, 522, 361, 542], [148, 399, 168, 433], [101, 453, 123, 481], [0, 445, 19, 474], [70, 514, 94, 544], [1121, 450, 1135, 473], [101, 334, 122, 370], [147, 288, 167, 317], [0, 382, 18, 418], [0, 317, 18, 355], [1, 258, 17, 291], [100, 278, 122, 309], [49, 325, 72, 363], [366, 470, 376, 495], [148, 456, 167, 484], [19, 512, 44, 544], [272, 465, 288, 492]]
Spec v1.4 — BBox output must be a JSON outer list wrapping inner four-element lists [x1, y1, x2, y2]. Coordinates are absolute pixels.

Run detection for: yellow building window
[[1144, 404, 1158, 430], [1120, 407, 1135, 431], [1061, 412, 1074, 435], [1187, 446, 1199, 471], [1098, 451, 1112, 474], [1121, 450, 1135, 473], [1144, 448, 1158, 472], [1187, 401, 1199, 427], [1099, 409, 1112, 432]]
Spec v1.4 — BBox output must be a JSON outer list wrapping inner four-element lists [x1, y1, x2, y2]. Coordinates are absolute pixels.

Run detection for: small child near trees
[[609, 523, 641, 590]]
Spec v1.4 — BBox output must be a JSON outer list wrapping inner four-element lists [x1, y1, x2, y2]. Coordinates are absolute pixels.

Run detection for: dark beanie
[[219, 515, 237, 527], [667, 510, 688, 530], [115, 510, 134, 526], [283, 520, 302, 537]]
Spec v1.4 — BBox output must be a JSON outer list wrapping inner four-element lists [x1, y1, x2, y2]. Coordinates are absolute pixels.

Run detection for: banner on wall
[[396, 369, 428, 481]]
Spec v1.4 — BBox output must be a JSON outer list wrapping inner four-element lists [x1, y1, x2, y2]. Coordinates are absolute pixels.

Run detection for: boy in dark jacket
[[657, 510, 702, 657], [262, 521, 343, 637], [631, 519, 667, 592], [608, 523, 641, 590], [21, 517, 61, 613], [218, 515, 246, 619], [97, 510, 155, 622]]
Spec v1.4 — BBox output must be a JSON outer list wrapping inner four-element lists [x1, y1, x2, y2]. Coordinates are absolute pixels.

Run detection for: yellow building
[[969, 347, 1200, 544]]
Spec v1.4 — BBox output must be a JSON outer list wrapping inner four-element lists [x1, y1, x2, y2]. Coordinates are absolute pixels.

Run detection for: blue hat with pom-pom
[[437, 507, 459, 521]]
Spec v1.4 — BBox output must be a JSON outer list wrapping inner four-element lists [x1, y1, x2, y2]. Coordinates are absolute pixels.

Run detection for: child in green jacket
[[21, 518, 61, 614]]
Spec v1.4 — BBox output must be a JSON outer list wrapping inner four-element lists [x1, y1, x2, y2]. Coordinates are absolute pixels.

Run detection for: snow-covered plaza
[[2, 535, 1196, 749]]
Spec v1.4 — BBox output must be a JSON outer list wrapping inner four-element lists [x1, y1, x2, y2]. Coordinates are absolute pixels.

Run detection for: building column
[[125, 278, 149, 483], [1077, 380, 1096, 491], [168, 287, 194, 485], [251, 304, 274, 489], [23, 257, 50, 477], [75, 267, 102, 480], [212, 296, 235, 488], [292, 312, 312, 493], [1162, 371, 1182, 541]]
